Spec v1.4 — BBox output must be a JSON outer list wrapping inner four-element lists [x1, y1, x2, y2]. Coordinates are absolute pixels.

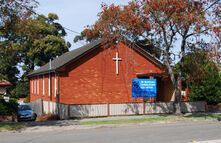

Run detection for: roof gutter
[[27, 69, 56, 78]]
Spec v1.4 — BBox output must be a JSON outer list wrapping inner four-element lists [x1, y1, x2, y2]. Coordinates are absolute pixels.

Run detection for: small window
[[43, 75, 45, 95], [34, 77, 36, 94], [54, 74, 57, 97], [37, 76, 39, 95], [48, 74, 51, 96], [31, 79, 33, 94]]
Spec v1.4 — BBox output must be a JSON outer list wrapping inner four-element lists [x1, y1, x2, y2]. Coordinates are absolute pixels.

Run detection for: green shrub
[[11, 80, 29, 99], [0, 98, 8, 115], [189, 64, 221, 105], [24, 96, 30, 103], [0, 97, 18, 115]]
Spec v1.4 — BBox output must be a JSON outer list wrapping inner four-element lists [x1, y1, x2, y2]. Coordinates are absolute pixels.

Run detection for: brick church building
[[28, 39, 175, 116]]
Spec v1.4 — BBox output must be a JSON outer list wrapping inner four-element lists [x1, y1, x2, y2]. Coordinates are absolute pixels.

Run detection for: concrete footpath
[[1, 120, 221, 143], [10, 113, 220, 133]]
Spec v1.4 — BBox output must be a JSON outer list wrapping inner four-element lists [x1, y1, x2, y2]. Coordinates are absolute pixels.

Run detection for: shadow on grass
[[183, 113, 221, 120], [80, 116, 176, 125], [0, 122, 25, 131], [20, 120, 80, 127], [0, 119, 81, 131]]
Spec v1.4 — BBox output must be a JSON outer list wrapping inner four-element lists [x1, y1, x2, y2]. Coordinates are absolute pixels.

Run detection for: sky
[[36, 0, 131, 50], [35, 0, 185, 64]]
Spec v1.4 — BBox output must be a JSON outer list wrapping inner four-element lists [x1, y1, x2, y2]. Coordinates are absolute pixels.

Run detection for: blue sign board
[[132, 78, 157, 98]]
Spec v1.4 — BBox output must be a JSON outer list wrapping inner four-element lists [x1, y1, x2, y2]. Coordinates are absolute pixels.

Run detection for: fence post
[[143, 102, 146, 115], [67, 105, 70, 119], [41, 99, 43, 115], [107, 103, 110, 116]]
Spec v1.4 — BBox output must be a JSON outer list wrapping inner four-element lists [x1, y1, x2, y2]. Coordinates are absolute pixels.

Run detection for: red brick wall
[[59, 42, 164, 104], [30, 74, 58, 103], [30, 42, 167, 104]]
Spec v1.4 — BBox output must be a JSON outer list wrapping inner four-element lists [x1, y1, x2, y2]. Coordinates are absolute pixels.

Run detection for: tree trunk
[[163, 49, 182, 114], [30, 62, 35, 71], [174, 74, 182, 114], [174, 36, 187, 114]]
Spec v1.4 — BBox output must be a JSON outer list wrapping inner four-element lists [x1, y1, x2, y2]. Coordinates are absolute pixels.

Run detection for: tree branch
[[204, 0, 221, 12], [186, 28, 209, 38]]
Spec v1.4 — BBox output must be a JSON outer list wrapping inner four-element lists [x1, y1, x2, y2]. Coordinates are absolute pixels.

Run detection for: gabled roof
[[0, 80, 12, 86], [28, 39, 165, 77], [28, 39, 103, 77]]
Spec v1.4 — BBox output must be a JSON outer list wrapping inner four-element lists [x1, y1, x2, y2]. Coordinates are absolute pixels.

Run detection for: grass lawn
[[0, 113, 220, 130], [184, 113, 221, 120], [0, 122, 25, 131], [80, 116, 179, 125], [81, 113, 221, 125]]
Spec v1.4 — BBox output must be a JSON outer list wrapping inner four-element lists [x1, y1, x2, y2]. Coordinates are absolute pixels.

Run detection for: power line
[[15, 0, 81, 35], [63, 27, 81, 35]]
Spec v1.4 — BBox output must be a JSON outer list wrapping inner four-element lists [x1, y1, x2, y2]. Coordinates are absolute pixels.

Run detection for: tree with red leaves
[[74, 2, 150, 43], [141, 0, 220, 113], [75, 0, 220, 113]]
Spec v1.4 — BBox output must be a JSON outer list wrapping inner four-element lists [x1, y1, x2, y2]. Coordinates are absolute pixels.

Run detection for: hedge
[[0, 97, 18, 115]]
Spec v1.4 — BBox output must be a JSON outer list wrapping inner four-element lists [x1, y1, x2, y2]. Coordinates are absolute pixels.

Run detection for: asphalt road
[[1, 121, 221, 143]]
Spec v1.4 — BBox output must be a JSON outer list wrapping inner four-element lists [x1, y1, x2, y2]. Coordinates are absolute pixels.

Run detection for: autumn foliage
[[75, 0, 220, 108], [78, 0, 220, 43], [78, 2, 150, 42]]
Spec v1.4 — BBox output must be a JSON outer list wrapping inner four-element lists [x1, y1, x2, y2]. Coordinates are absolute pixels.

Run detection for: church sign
[[132, 78, 157, 98]]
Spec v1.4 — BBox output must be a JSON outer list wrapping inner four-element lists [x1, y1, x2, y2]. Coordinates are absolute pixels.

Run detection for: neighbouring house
[[28, 39, 177, 118], [0, 80, 12, 96], [18, 98, 26, 104]]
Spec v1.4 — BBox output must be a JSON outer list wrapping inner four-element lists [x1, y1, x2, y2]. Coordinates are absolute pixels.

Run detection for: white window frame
[[34, 77, 36, 94], [31, 79, 33, 94], [48, 74, 51, 96], [54, 74, 57, 97], [42, 75, 45, 95], [37, 76, 39, 95]]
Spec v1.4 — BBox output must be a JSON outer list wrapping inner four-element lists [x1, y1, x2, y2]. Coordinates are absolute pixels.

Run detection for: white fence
[[110, 103, 143, 115], [70, 104, 108, 117], [145, 102, 174, 114], [30, 100, 207, 119]]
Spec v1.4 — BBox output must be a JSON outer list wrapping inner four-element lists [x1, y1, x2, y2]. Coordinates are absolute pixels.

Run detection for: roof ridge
[[28, 39, 165, 77], [28, 39, 103, 77]]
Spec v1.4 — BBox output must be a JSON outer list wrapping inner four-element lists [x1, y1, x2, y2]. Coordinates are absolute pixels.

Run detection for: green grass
[[1, 113, 220, 130], [184, 113, 221, 119], [81, 116, 177, 125], [0, 122, 25, 131], [81, 113, 221, 125]]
